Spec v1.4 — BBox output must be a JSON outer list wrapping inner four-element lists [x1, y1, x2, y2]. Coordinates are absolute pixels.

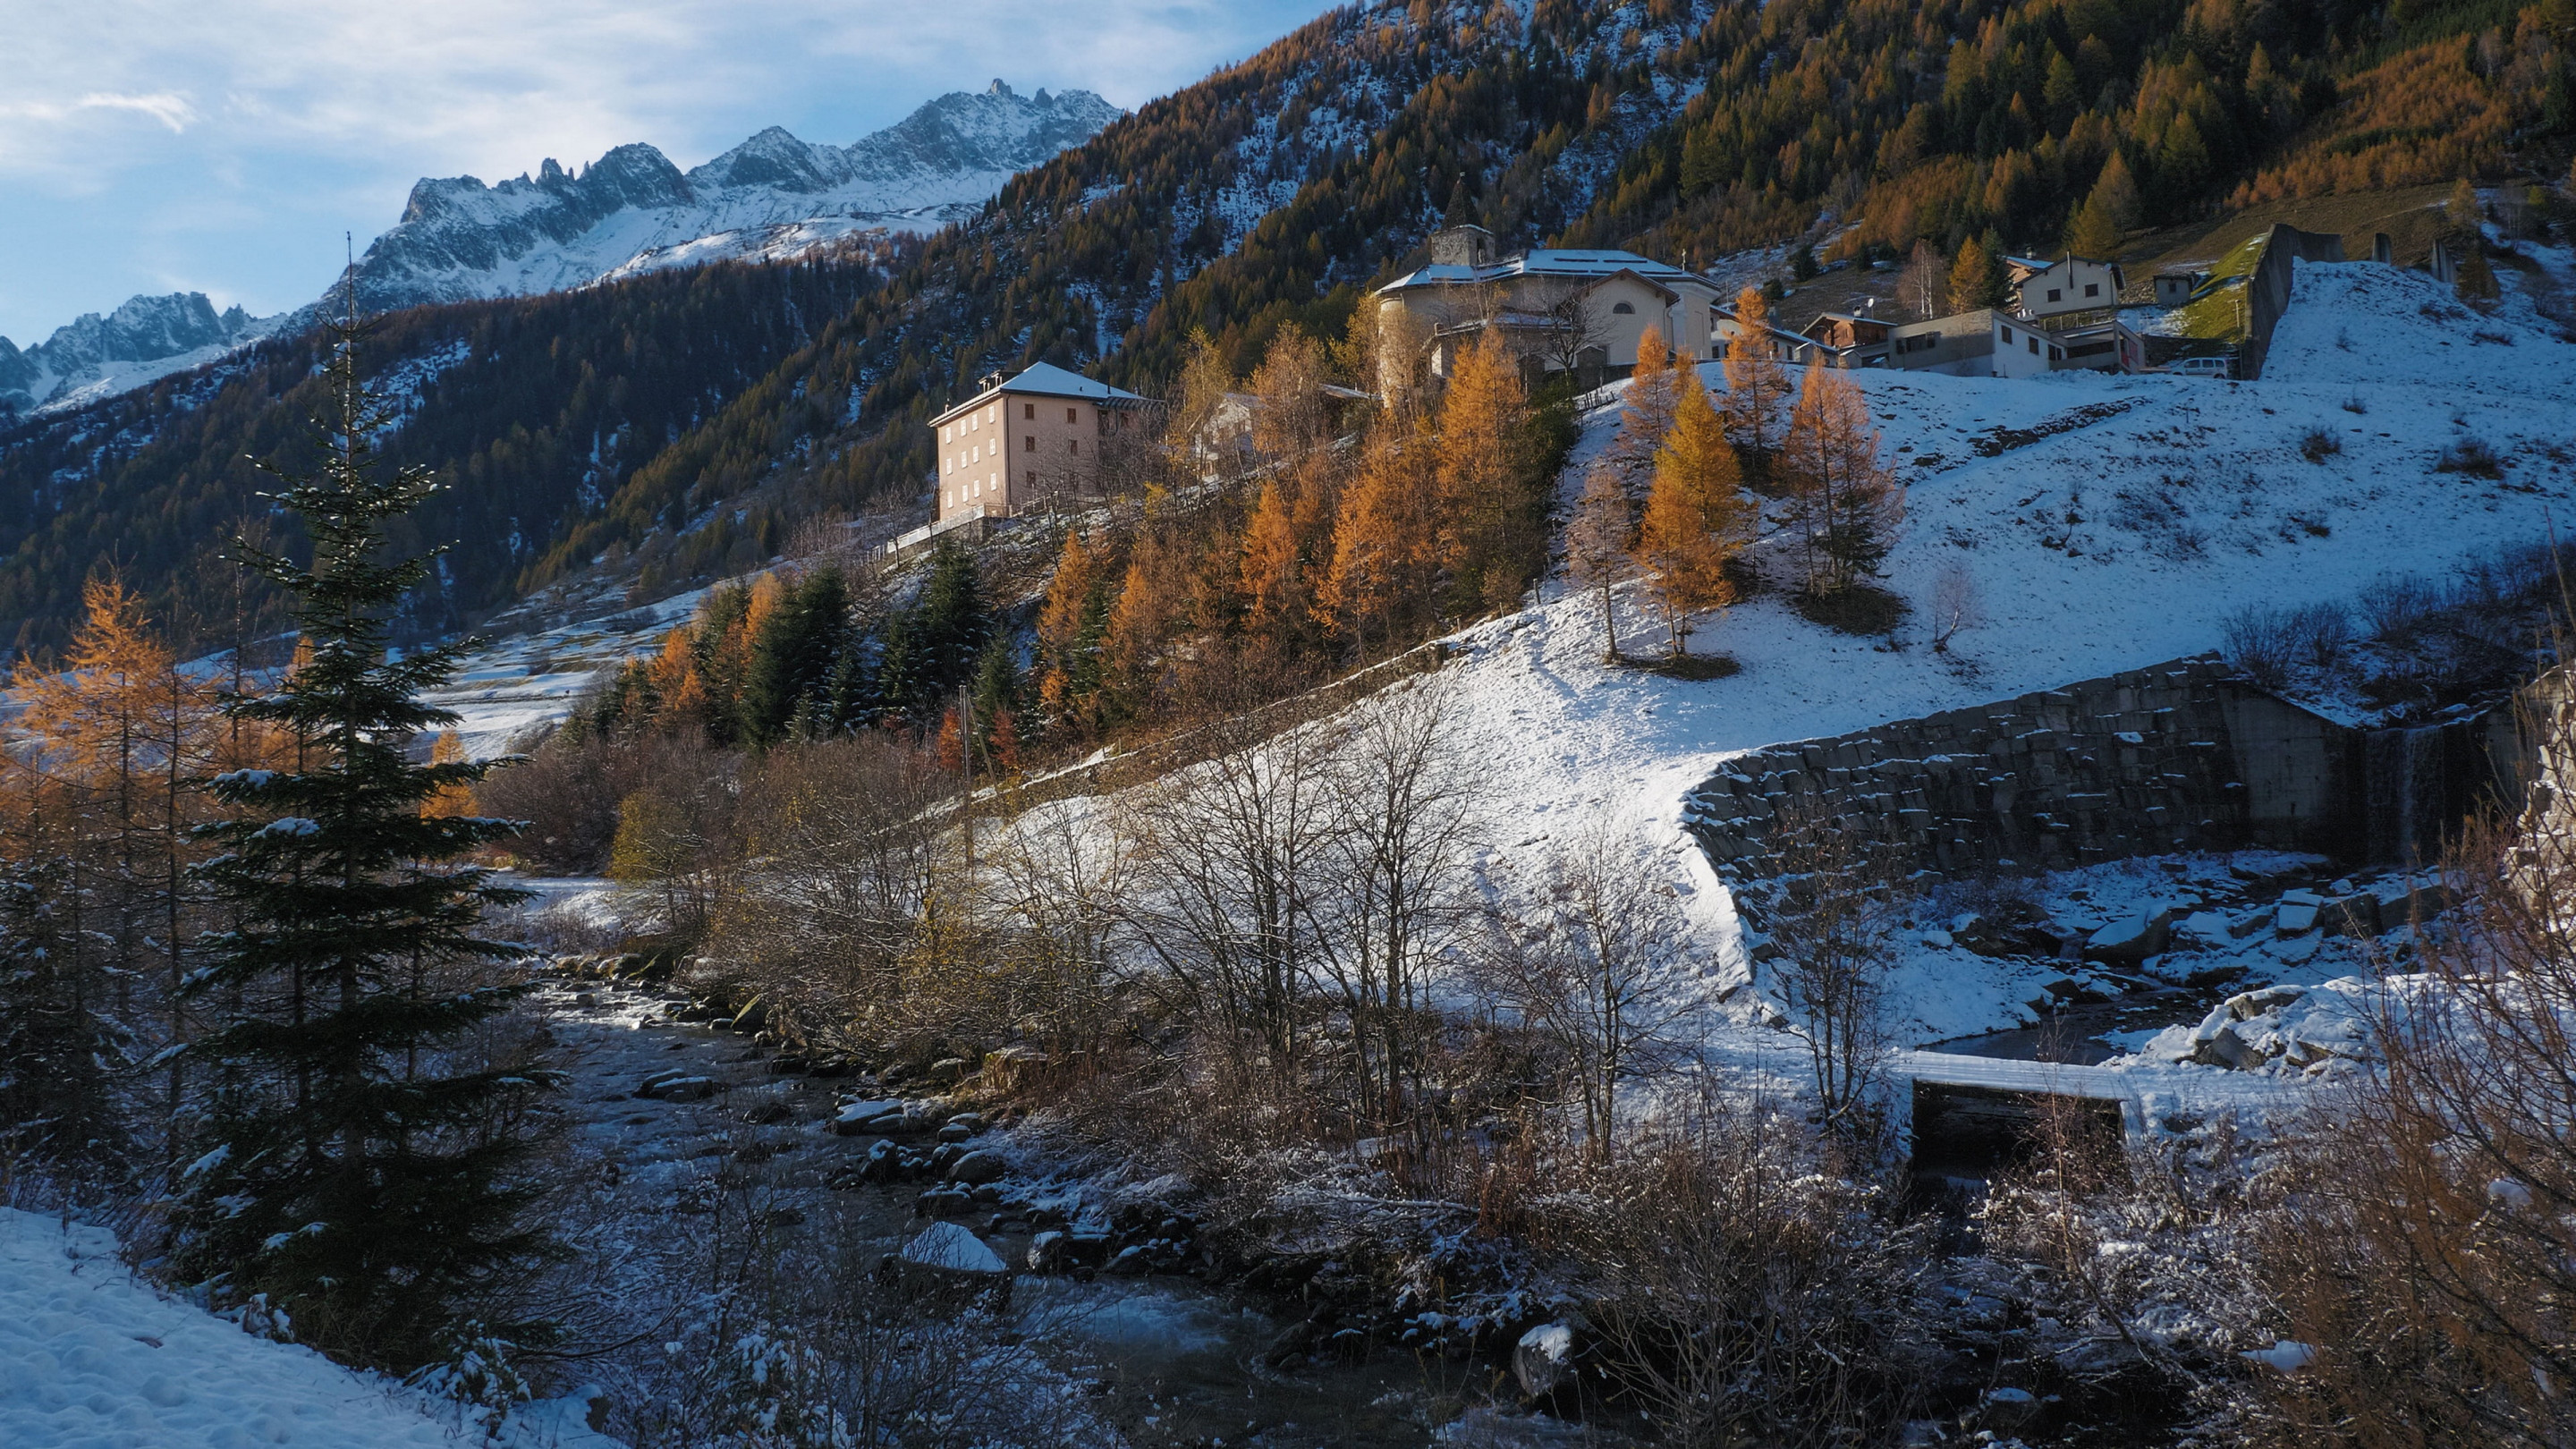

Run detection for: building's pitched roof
[[1709, 304, 1812, 347], [930, 360, 1148, 426], [1377, 248, 1713, 295]]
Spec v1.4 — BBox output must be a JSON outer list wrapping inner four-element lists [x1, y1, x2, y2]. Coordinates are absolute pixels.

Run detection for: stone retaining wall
[[1683, 656, 2308, 882]]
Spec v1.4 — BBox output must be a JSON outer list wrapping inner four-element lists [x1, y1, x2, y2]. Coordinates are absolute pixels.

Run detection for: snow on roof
[[931, 360, 1148, 425], [1378, 248, 1713, 295]]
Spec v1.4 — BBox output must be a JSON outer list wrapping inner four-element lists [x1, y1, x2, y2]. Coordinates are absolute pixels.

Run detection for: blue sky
[[0, 0, 1342, 347]]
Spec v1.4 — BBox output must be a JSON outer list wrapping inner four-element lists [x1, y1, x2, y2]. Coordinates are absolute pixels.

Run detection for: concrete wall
[[2241, 223, 2346, 380], [1682, 655, 2388, 883]]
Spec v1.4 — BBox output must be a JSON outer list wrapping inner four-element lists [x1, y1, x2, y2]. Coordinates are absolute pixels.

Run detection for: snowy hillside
[[0, 1208, 614, 1449], [341, 81, 1121, 316], [0, 292, 279, 419], [1288, 256, 2576, 1082]]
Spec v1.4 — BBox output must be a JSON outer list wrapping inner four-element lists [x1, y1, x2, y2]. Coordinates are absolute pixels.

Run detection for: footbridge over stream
[[1897, 1050, 2148, 1171]]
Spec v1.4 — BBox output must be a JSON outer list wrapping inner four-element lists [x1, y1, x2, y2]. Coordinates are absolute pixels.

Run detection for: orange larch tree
[[1615, 322, 1682, 475], [1434, 331, 1538, 614], [1634, 378, 1753, 657], [1721, 285, 1795, 484], [1784, 363, 1903, 596]]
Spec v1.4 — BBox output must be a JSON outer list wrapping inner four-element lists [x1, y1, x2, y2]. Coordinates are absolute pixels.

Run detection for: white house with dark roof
[[2004, 253, 2125, 318], [929, 361, 1150, 525], [1373, 226, 1723, 391]]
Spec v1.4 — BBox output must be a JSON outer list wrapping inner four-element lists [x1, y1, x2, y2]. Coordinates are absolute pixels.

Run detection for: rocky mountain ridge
[[335, 80, 1122, 316], [0, 80, 1116, 421], [0, 292, 279, 419]]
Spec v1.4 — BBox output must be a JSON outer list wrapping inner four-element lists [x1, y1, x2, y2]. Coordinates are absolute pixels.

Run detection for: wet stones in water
[[637, 1070, 722, 1101], [947, 1149, 1007, 1186], [741, 1100, 792, 1125], [767, 1055, 809, 1074], [830, 1100, 904, 1136], [1259, 1318, 1315, 1368], [1027, 1230, 1111, 1273]]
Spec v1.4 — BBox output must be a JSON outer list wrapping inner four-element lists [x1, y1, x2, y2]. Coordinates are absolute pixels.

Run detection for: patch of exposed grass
[[1627, 652, 1741, 680], [1792, 583, 1911, 636]]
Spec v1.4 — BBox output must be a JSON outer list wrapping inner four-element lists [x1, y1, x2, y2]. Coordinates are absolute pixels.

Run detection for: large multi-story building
[[1371, 226, 1724, 392], [930, 361, 1151, 525]]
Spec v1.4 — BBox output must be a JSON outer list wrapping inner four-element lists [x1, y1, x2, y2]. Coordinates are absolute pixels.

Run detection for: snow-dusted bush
[[1573, 1096, 1937, 1445]]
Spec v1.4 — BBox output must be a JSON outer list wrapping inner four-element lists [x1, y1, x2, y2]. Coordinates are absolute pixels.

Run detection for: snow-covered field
[[0, 1209, 614, 1449]]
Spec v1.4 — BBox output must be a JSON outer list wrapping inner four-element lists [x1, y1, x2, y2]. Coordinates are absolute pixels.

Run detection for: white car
[[2165, 355, 2233, 377]]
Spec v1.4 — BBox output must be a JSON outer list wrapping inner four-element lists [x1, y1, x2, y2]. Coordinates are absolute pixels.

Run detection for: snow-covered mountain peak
[[343, 81, 1124, 317], [0, 292, 279, 421]]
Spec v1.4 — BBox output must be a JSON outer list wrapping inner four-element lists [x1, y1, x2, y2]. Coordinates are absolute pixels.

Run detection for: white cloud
[[76, 92, 199, 133], [0, 0, 1339, 341]]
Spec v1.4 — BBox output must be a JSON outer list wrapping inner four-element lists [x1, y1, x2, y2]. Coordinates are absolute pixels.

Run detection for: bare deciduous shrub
[[2299, 427, 2343, 463], [1928, 564, 1984, 652], [594, 1193, 1106, 1449], [2221, 605, 2296, 689], [1758, 802, 1910, 1145], [2359, 571, 2440, 647], [474, 720, 655, 873], [1473, 824, 1696, 1164], [711, 733, 951, 1046], [2223, 603, 2347, 687], [2259, 790, 2576, 1446], [2343, 395, 2369, 415], [1574, 1091, 1934, 1445], [2436, 437, 2505, 479], [606, 735, 743, 936]]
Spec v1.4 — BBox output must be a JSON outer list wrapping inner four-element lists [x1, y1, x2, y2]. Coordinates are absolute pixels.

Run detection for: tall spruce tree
[[173, 299, 555, 1370], [741, 566, 852, 747], [880, 538, 989, 724]]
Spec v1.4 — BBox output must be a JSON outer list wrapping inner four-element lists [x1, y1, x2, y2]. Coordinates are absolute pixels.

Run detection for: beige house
[[1373, 226, 1722, 392], [930, 362, 1150, 525]]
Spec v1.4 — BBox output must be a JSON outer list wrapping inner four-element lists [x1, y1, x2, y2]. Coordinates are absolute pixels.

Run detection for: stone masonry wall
[[1683, 656, 2255, 882]]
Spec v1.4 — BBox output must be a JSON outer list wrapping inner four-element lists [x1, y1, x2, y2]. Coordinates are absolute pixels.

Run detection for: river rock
[[2321, 893, 2381, 937], [948, 1150, 1007, 1186], [2275, 891, 2321, 936], [936, 1123, 976, 1144], [901, 1222, 1005, 1275], [2083, 909, 2171, 965], [831, 1101, 902, 1136], [1981, 1386, 2040, 1429], [1514, 1321, 1578, 1399], [860, 1139, 903, 1182], [1259, 1318, 1315, 1368], [646, 1075, 720, 1101]]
